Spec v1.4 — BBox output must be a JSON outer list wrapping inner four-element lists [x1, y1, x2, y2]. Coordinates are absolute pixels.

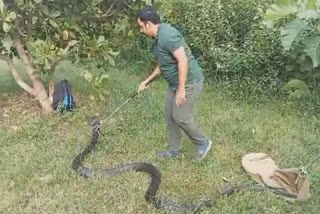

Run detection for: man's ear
[[146, 21, 151, 29]]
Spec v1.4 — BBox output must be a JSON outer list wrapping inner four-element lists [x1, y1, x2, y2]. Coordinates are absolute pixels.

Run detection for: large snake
[[71, 116, 296, 213]]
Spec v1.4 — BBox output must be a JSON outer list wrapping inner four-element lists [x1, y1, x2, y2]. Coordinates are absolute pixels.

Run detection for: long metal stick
[[104, 96, 134, 122], [102, 75, 158, 124], [305, 153, 320, 173]]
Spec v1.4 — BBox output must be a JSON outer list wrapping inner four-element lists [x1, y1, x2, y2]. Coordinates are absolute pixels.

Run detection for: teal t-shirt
[[152, 23, 202, 88]]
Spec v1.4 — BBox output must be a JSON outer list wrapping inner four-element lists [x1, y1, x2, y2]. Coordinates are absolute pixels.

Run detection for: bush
[[158, 0, 288, 96]]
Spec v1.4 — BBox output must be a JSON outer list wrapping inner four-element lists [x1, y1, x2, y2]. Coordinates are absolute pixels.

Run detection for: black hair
[[137, 5, 161, 24]]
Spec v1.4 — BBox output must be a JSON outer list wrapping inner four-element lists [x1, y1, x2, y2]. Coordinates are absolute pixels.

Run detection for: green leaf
[[98, 74, 109, 84], [0, 0, 4, 14], [70, 23, 81, 33], [263, 0, 298, 27], [69, 31, 76, 39], [41, 5, 50, 16], [108, 57, 115, 66], [44, 58, 51, 70], [298, 10, 320, 19], [69, 40, 78, 47], [82, 70, 93, 82], [5, 12, 16, 21], [99, 93, 106, 101], [49, 19, 58, 28], [108, 50, 119, 56], [50, 11, 61, 18], [281, 17, 310, 50], [3, 22, 11, 32], [2, 38, 12, 52], [288, 89, 311, 100], [306, 0, 317, 9], [298, 0, 319, 19], [97, 35, 105, 43], [304, 36, 320, 67], [283, 79, 309, 90], [286, 64, 295, 71], [34, 39, 45, 46], [92, 0, 102, 6], [128, 29, 134, 37], [16, 0, 24, 7], [33, 0, 43, 4]]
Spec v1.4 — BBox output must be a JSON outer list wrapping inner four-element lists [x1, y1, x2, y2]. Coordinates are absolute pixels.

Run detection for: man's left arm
[[173, 46, 188, 106]]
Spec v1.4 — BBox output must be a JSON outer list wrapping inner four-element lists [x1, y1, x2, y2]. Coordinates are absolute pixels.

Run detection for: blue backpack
[[52, 79, 76, 111]]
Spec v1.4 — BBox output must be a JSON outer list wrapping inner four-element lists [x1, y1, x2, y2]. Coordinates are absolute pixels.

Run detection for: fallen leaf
[[10, 126, 18, 131], [38, 174, 53, 184], [22, 110, 30, 115]]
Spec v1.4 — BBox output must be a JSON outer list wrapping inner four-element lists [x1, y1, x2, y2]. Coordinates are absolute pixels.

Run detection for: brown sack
[[274, 168, 311, 200], [242, 153, 282, 189], [242, 153, 311, 200]]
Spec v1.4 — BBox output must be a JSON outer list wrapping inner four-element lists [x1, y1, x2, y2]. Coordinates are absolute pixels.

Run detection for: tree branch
[[50, 40, 76, 73], [12, 15, 27, 38], [121, 0, 134, 10], [13, 15, 35, 64], [27, 1, 33, 40], [102, 0, 117, 18], [12, 24, 27, 38], [13, 18, 37, 81], [0, 54, 36, 96]]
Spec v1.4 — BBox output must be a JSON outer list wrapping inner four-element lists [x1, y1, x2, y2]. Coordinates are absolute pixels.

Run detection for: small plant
[[81, 69, 110, 102], [158, 0, 285, 97], [264, 0, 320, 99]]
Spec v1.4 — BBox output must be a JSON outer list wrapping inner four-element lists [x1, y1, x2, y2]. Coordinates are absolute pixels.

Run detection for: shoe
[[157, 149, 180, 158], [192, 139, 212, 162]]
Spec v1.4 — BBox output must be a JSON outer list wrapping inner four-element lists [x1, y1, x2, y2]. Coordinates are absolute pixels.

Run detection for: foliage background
[[1, 1, 320, 213], [112, 0, 287, 98]]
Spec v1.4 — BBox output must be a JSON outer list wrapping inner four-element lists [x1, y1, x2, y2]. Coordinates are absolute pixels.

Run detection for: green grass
[[0, 62, 319, 214], [0, 60, 24, 94]]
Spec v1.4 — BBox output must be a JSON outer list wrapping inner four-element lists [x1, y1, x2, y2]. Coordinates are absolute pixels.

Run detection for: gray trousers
[[165, 79, 208, 151]]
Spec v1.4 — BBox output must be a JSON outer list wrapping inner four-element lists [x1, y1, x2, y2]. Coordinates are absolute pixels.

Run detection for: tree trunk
[[0, 54, 54, 114], [1, 30, 55, 114], [33, 78, 54, 115]]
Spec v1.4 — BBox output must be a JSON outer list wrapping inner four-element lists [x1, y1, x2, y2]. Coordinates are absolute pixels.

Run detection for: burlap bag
[[242, 153, 310, 200]]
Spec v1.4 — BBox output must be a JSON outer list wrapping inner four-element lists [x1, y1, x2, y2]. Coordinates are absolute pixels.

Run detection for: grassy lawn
[[0, 62, 319, 214]]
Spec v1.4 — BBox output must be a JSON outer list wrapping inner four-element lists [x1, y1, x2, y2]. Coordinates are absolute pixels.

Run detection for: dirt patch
[[0, 92, 42, 127]]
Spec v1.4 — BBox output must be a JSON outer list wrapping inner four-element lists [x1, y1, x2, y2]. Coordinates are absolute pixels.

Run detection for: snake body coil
[[71, 116, 213, 213], [71, 116, 296, 213]]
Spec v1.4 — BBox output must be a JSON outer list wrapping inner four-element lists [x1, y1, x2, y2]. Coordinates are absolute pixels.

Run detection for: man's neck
[[152, 24, 160, 39]]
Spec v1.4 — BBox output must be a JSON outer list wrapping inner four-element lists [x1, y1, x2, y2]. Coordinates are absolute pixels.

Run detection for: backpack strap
[[63, 79, 74, 110]]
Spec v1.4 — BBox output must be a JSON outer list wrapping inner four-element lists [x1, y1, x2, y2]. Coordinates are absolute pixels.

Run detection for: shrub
[[158, 0, 287, 96]]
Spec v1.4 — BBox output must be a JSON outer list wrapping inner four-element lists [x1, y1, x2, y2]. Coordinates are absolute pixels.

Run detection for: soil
[[0, 92, 41, 128]]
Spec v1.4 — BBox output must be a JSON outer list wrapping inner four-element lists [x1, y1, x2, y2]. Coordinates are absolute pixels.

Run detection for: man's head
[[137, 5, 161, 37]]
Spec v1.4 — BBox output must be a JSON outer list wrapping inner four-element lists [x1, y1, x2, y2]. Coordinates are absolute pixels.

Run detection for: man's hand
[[138, 81, 148, 93], [176, 88, 186, 106], [138, 65, 160, 93]]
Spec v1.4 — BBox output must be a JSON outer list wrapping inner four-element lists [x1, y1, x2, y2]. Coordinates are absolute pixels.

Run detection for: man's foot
[[192, 139, 212, 162], [157, 149, 180, 158]]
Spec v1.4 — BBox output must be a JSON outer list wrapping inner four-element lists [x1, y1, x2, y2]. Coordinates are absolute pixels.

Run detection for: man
[[137, 5, 211, 161]]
